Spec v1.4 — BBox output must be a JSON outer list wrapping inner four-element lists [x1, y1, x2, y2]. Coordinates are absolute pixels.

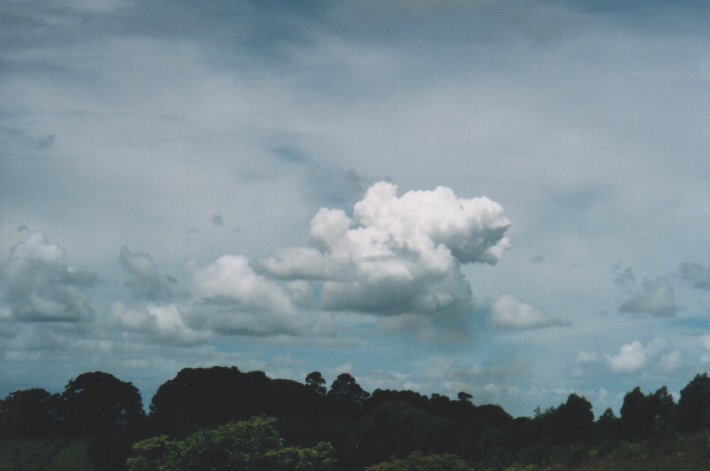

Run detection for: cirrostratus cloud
[[259, 181, 511, 318], [0, 232, 97, 323]]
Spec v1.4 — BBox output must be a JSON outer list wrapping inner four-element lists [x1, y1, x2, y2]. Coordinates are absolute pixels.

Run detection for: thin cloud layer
[[0, 233, 97, 323], [259, 181, 510, 318]]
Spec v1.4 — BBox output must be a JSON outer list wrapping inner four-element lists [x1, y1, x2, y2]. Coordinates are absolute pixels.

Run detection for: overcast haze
[[2, 0, 710, 417]]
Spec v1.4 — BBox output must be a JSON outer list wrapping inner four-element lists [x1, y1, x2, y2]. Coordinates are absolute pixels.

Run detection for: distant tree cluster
[[4, 368, 710, 469]]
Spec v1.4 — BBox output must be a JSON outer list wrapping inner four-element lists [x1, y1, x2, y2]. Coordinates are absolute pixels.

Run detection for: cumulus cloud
[[604, 338, 675, 374], [605, 340, 647, 374], [680, 263, 710, 290], [258, 181, 511, 320], [185, 255, 304, 337], [619, 277, 682, 318], [110, 302, 209, 345], [0, 232, 97, 322], [119, 247, 174, 302], [489, 294, 565, 330], [188, 255, 295, 313]]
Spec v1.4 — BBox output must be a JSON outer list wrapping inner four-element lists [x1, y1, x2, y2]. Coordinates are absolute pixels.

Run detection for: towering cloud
[[259, 182, 511, 319]]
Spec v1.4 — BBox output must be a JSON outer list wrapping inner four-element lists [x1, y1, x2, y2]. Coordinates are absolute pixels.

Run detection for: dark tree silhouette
[[677, 373, 710, 432], [349, 402, 456, 467], [368, 389, 430, 411], [555, 394, 594, 443], [61, 371, 144, 436], [0, 388, 60, 437], [149, 366, 253, 434], [619, 386, 675, 438], [457, 391, 473, 403], [595, 407, 620, 440], [327, 373, 370, 415], [306, 371, 327, 396]]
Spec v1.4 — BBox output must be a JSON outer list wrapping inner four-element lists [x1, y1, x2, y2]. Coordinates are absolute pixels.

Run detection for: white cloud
[[489, 294, 565, 330], [605, 340, 647, 374], [258, 181, 510, 323], [188, 255, 295, 314], [110, 302, 209, 345], [604, 338, 676, 375]]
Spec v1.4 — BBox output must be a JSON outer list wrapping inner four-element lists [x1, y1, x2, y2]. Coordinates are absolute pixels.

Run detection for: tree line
[[3, 366, 710, 469]]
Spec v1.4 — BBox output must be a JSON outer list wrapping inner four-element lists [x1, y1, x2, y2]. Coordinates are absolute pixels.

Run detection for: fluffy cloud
[[110, 302, 208, 345], [605, 341, 647, 374], [489, 294, 565, 330], [604, 338, 677, 374], [186, 255, 304, 337], [680, 263, 710, 290], [619, 277, 682, 318], [119, 247, 174, 302], [189, 255, 295, 313], [0, 233, 97, 322], [259, 181, 511, 319]]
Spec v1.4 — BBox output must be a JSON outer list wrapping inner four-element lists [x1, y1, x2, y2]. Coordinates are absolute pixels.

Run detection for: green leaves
[[127, 417, 336, 471]]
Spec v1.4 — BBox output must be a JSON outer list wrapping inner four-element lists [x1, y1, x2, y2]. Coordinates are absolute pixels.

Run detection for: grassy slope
[[0, 437, 93, 471]]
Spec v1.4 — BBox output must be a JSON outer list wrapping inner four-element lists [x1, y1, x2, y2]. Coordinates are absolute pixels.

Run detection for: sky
[[1, 0, 710, 418]]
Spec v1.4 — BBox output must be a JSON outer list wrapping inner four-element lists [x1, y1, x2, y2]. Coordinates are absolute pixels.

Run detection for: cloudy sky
[[2, 0, 710, 417]]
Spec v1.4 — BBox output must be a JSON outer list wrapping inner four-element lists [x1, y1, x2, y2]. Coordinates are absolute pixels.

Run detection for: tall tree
[[306, 372, 327, 396], [677, 373, 710, 432], [327, 373, 370, 414], [61, 371, 144, 436]]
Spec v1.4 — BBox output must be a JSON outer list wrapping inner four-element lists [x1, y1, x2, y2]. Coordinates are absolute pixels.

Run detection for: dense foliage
[[5, 366, 710, 469], [127, 416, 336, 471]]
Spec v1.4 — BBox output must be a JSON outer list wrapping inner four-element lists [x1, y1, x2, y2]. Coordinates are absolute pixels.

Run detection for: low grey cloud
[[211, 214, 224, 227], [0, 232, 97, 323], [680, 263, 710, 290], [619, 277, 682, 318], [613, 267, 636, 294], [119, 247, 174, 302]]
